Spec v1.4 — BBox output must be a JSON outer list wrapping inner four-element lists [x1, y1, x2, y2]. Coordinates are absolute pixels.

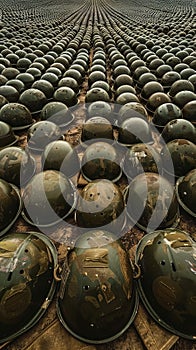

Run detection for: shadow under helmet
[[57, 229, 138, 344], [0, 231, 58, 343], [135, 228, 196, 339]]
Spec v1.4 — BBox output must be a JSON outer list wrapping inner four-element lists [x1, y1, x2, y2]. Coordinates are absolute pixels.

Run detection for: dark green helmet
[[161, 119, 196, 143], [161, 139, 196, 178], [152, 103, 182, 129], [0, 102, 33, 128], [0, 85, 19, 102], [118, 117, 153, 146], [53, 87, 78, 107], [123, 143, 162, 179], [0, 231, 58, 343], [81, 117, 113, 145], [0, 95, 8, 108], [173, 91, 196, 109], [42, 140, 80, 177], [135, 228, 196, 339], [176, 169, 196, 217], [75, 179, 125, 232], [32, 79, 54, 99], [81, 142, 121, 182], [19, 88, 47, 114], [57, 230, 138, 344], [125, 173, 179, 232], [40, 101, 73, 127], [0, 178, 22, 236], [87, 101, 112, 120], [0, 121, 17, 148], [22, 170, 76, 227], [85, 88, 110, 103], [116, 92, 139, 106], [168, 79, 194, 98], [118, 102, 148, 126], [182, 100, 196, 124], [27, 121, 62, 152], [140, 81, 164, 102], [146, 92, 171, 114], [0, 146, 35, 187]]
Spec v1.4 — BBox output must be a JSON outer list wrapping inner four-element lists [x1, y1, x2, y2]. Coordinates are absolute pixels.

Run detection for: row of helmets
[[0, 0, 196, 346]]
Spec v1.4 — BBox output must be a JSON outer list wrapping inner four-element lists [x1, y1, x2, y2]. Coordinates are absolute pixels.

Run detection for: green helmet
[[0, 85, 19, 103], [53, 87, 78, 107], [0, 231, 58, 343], [0, 121, 17, 148], [40, 101, 74, 127], [140, 81, 164, 102], [0, 102, 33, 128], [118, 117, 153, 146], [173, 91, 196, 109], [19, 88, 47, 114], [0, 178, 22, 236], [152, 103, 182, 129], [81, 142, 121, 182], [22, 170, 76, 227], [125, 173, 179, 232], [32, 79, 54, 99], [57, 230, 138, 344], [0, 95, 8, 108], [42, 140, 80, 177], [168, 79, 194, 98], [87, 101, 112, 120], [182, 100, 196, 124], [161, 119, 196, 143], [135, 228, 196, 339], [123, 143, 162, 179], [0, 146, 35, 187], [81, 117, 113, 145], [85, 88, 110, 103], [75, 179, 125, 232], [146, 92, 171, 114], [118, 102, 148, 126], [27, 121, 62, 152], [161, 139, 196, 178], [176, 169, 196, 217]]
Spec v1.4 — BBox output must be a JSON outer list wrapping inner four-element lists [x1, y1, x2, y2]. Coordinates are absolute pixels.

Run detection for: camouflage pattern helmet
[[81, 142, 122, 182], [42, 140, 80, 177], [22, 170, 76, 227], [0, 146, 35, 187], [0, 121, 17, 148], [0, 231, 58, 343], [161, 119, 196, 143], [75, 179, 125, 232], [161, 139, 196, 178], [123, 143, 162, 179], [135, 228, 196, 339], [57, 230, 138, 343], [0, 103, 33, 128], [125, 173, 179, 232], [176, 169, 196, 217], [0, 178, 22, 237], [118, 117, 153, 146]]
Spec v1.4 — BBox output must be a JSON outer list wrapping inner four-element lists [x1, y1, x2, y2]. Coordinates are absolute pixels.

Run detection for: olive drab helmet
[[22, 170, 76, 227], [81, 142, 122, 182], [152, 103, 182, 129], [87, 101, 112, 120], [0, 146, 36, 187], [118, 117, 153, 146], [41, 140, 80, 178], [0, 103, 33, 129], [161, 119, 196, 143], [40, 101, 74, 127], [0, 179, 22, 236], [75, 179, 125, 233], [125, 173, 179, 232], [57, 230, 138, 344], [0, 231, 58, 343], [176, 169, 196, 217], [0, 121, 17, 148], [80, 117, 114, 145], [27, 121, 63, 152], [135, 228, 196, 339], [123, 143, 162, 179]]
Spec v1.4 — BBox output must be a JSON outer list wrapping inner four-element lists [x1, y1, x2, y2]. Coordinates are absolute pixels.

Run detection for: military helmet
[[140, 81, 164, 102], [6, 79, 25, 93], [19, 88, 47, 114], [40, 101, 73, 127], [123, 143, 162, 179], [161, 119, 196, 143], [168, 79, 194, 98], [0, 121, 17, 148], [85, 88, 110, 103], [0, 85, 19, 102], [0, 146, 35, 187], [0, 102, 33, 128], [42, 140, 80, 177], [75, 179, 125, 232], [125, 173, 179, 232], [116, 92, 139, 106], [182, 100, 196, 125], [81, 117, 113, 145], [146, 92, 171, 114], [81, 142, 122, 182], [0, 95, 8, 108], [118, 102, 148, 126], [161, 139, 196, 178], [176, 169, 196, 217], [113, 75, 133, 90], [118, 117, 153, 146], [58, 77, 79, 94], [135, 228, 196, 339], [32, 79, 54, 99], [173, 91, 196, 109], [57, 229, 138, 344], [161, 71, 181, 91], [0, 178, 22, 236], [87, 101, 112, 120], [27, 121, 62, 152], [0, 231, 58, 343], [152, 103, 182, 129], [22, 170, 76, 227], [53, 87, 78, 107]]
